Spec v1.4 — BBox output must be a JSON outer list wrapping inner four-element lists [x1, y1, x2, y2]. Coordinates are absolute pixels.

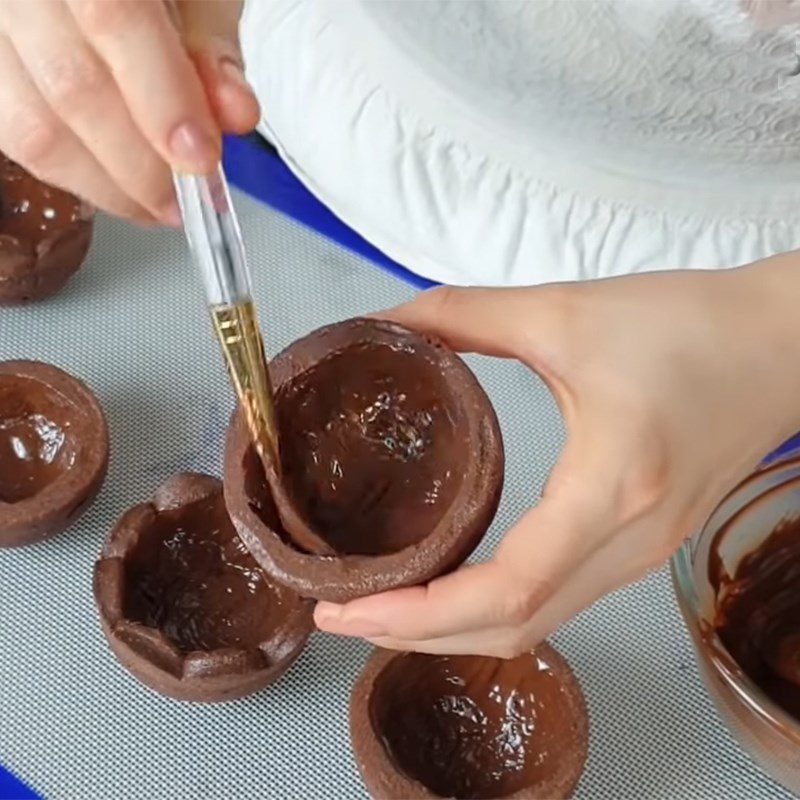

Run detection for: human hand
[[0, 0, 259, 225], [315, 258, 800, 657], [741, 0, 800, 29]]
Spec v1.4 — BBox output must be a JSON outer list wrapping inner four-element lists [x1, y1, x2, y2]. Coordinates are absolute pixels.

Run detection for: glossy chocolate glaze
[[0, 361, 108, 547], [0, 156, 83, 249], [276, 341, 459, 556], [95, 474, 313, 702], [0, 376, 75, 503], [124, 488, 294, 653], [714, 516, 800, 719], [369, 650, 586, 799], [225, 317, 504, 603], [0, 155, 93, 304]]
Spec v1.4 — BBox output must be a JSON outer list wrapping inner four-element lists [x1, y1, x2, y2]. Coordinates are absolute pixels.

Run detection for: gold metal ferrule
[[211, 300, 280, 471]]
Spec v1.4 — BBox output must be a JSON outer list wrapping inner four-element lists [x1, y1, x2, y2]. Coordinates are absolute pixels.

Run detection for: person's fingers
[[179, 0, 260, 133], [360, 526, 666, 658], [0, 34, 154, 223], [315, 435, 616, 641], [493, 528, 675, 658], [185, 34, 260, 134], [359, 572, 615, 659], [505, 539, 657, 650], [501, 480, 715, 652], [314, 407, 656, 646], [7, 0, 178, 224], [378, 285, 568, 366], [67, 0, 220, 173], [368, 491, 694, 659], [315, 561, 512, 639], [314, 500, 601, 641], [365, 628, 524, 658]]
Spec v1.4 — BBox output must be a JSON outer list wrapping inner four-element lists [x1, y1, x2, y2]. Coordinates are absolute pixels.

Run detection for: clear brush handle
[[172, 164, 281, 468], [172, 164, 253, 306]]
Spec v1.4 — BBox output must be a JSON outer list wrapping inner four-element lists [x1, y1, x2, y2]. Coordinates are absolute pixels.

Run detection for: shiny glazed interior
[[123, 489, 294, 653], [369, 651, 584, 799], [258, 340, 462, 556], [0, 156, 83, 248], [0, 375, 76, 503]]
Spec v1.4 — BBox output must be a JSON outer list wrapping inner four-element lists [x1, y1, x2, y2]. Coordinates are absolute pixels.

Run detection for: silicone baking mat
[[0, 190, 792, 800]]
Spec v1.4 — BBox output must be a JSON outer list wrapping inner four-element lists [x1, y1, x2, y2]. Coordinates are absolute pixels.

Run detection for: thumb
[[380, 285, 568, 375], [178, 0, 260, 134]]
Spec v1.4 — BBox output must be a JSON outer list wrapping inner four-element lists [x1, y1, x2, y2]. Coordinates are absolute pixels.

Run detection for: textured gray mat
[[0, 192, 791, 800]]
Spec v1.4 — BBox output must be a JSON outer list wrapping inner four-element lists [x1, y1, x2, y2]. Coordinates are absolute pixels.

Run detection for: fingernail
[[219, 56, 250, 90], [168, 121, 219, 172], [315, 605, 387, 638], [314, 602, 342, 630]]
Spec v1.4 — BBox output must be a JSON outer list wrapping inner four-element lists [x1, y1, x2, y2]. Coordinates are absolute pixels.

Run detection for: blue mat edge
[[222, 133, 437, 291], [0, 767, 40, 800]]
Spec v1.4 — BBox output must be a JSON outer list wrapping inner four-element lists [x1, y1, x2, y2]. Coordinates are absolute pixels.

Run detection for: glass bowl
[[671, 438, 800, 793]]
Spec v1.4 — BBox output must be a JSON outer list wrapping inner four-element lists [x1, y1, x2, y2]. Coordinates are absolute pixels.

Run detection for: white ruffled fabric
[[241, 0, 800, 286]]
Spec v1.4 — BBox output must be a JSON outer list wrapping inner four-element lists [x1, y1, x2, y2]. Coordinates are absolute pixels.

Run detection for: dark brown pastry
[[0, 360, 108, 546], [0, 155, 93, 304], [350, 645, 589, 799], [224, 317, 504, 602], [93, 473, 314, 702]]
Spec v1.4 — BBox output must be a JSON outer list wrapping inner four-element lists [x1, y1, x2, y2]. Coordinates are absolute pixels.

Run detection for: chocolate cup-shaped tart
[[0, 154, 93, 305], [350, 646, 589, 800], [0, 360, 109, 547], [94, 474, 313, 702], [224, 317, 504, 602]]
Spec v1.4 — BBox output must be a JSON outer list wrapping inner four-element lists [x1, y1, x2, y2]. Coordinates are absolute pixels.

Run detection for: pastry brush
[[173, 164, 280, 472]]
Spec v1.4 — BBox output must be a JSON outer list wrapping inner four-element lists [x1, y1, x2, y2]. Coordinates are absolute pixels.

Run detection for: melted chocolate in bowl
[[370, 651, 583, 799], [0, 156, 83, 249], [0, 376, 76, 503], [275, 341, 460, 555], [714, 516, 800, 720], [123, 490, 293, 652]]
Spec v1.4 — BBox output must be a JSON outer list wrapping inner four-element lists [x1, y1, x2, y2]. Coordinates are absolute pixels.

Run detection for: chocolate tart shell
[[350, 645, 589, 800], [224, 317, 504, 602], [0, 360, 108, 547], [0, 156, 93, 305], [94, 473, 314, 702]]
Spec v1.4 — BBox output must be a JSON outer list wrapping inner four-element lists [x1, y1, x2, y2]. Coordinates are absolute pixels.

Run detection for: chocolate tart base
[[0, 155, 93, 305], [94, 473, 313, 702], [224, 317, 504, 602], [350, 645, 589, 799], [0, 360, 108, 547], [0, 223, 93, 304]]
